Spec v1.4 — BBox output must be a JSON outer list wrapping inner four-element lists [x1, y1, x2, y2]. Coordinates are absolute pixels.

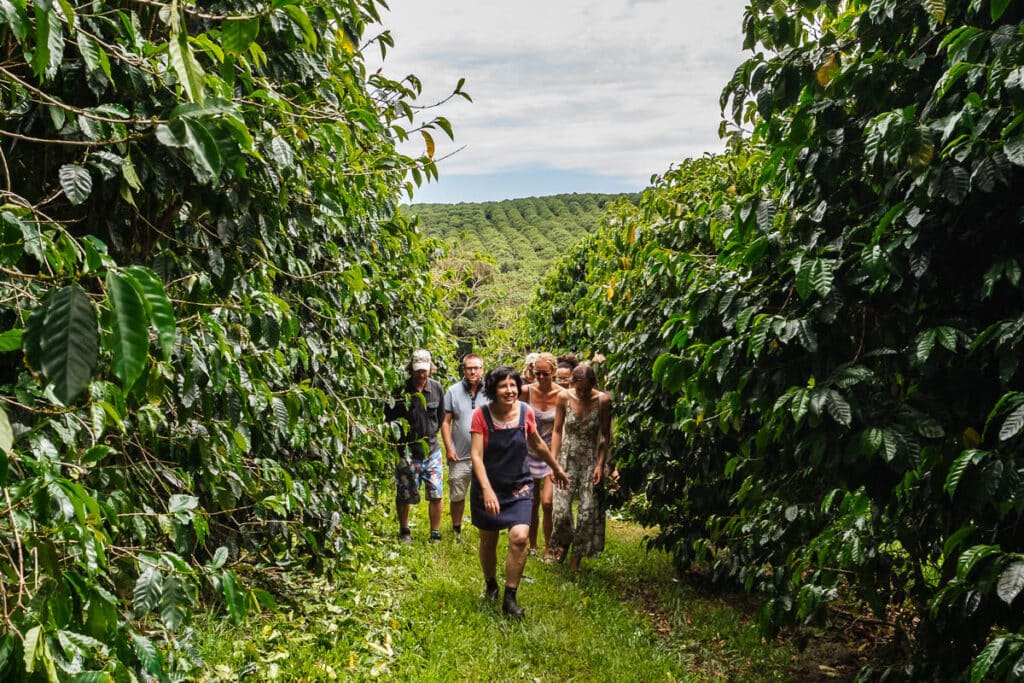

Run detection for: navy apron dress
[[470, 403, 534, 531]]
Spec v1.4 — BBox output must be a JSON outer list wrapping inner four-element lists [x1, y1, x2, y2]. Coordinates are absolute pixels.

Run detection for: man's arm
[[441, 411, 458, 462], [433, 381, 446, 430]]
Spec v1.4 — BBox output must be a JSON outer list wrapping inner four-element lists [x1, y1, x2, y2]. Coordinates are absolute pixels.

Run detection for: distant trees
[[408, 193, 636, 354]]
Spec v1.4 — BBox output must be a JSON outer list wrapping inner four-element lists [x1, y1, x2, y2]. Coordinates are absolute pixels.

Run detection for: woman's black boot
[[502, 586, 524, 619]]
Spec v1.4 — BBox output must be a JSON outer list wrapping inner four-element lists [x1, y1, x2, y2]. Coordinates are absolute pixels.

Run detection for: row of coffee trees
[[0, 0, 458, 677], [526, 0, 1024, 679]]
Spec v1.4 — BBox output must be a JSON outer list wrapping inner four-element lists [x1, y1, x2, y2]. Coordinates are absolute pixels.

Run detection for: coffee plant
[[524, 1, 1024, 678], [0, 0, 459, 678]]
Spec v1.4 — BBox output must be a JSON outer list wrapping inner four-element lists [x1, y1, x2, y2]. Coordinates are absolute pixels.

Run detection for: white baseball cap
[[411, 349, 432, 371]]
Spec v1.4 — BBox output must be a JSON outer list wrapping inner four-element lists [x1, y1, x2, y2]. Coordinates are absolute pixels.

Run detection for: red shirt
[[470, 402, 537, 452]]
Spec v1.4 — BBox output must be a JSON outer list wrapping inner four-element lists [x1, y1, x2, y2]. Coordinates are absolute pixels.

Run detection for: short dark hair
[[484, 365, 522, 401], [557, 352, 579, 371]]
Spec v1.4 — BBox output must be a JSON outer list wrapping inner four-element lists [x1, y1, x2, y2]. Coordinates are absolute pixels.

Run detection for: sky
[[368, 1, 751, 204]]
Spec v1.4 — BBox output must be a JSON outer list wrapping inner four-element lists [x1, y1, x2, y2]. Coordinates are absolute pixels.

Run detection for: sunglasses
[[534, 371, 551, 377]]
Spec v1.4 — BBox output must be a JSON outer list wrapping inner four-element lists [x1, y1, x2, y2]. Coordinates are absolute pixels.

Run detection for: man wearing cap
[[385, 349, 446, 544], [523, 352, 539, 386], [440, 353, 488, 539]]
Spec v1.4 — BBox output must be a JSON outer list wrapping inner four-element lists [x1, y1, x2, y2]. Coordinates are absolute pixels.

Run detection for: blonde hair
[[533, 352, 558, 373]]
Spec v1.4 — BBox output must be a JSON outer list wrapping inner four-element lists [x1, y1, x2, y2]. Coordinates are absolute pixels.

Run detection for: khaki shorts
[[448, 458, 473, 502]]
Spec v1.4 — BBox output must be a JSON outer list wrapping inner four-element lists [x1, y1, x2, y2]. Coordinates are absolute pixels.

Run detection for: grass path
[[196, 495, 855, 682]]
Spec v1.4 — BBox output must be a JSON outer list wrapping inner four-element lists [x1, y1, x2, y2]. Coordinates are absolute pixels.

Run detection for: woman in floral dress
[[549, 363, 612, 574]]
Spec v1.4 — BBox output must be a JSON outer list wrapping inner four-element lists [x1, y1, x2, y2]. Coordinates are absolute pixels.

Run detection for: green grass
[[196, 503, 806, 681]]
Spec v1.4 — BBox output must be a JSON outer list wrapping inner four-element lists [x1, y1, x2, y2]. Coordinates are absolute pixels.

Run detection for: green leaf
[[121, 152, 143, 192], [35, 285, 99, 404], [943, 524, 976, 558], [652, 353, 686, 393], [209, 546, 229, 570], [864, 427, 884, 455], [755, 198, 775, 231], [168, 494, 198, 514], [794, 255, 813, 300], [222, 17, 259, 55], [0, 406, 12, 455], [945, 450, 985, 497], [957, 544, 1000, 581], [81, 444, 112, 464], [133, 567, 162, 616], [997, 561, 1024, 605], [811, 260, 834, 298], [159, 575, 188, 630], [921, 0, 945, 22], [59, 164, 93, 205], [219, 569, 246, 624], [23, 625, 41, 673], [971, 637, 1004, 683], [124, 266, 176, 360], [106, 270, 149, 391], [282, 4, 316, 48], [31, 6, 64, 80], [916, 329, 936, 363], [130, 632, 163, 675], [68, 673, 115, 683], [168, 27, 206, 104], [1004, 134, 1024, 167], [991, 0, 1010, 21], [0, 0, 28, 41], [999, 403, 1024, 441], [797, 320, 817, 352], [826, 390, 852, 426], [790, 389, 811, 423], [270, 135, 294, 171], [936, 326, 957, 352], [0, 211, 25, 265], [78, 32, 111, 80], [184, 118, 223, 182], [0, 327, 21, 352]]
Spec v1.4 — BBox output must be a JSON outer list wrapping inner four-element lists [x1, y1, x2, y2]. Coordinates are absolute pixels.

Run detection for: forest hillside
[[404, 193, 637, 351]]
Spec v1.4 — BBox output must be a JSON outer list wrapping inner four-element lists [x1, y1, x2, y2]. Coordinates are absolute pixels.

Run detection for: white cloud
[[368, 0, 750, 197]]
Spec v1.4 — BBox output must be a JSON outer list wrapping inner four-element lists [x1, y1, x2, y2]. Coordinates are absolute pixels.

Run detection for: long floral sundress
[[550, 394, 604, 557]]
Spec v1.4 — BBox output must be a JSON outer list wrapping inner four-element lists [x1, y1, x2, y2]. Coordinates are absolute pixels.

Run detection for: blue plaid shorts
[[395, 449, 443, 504]]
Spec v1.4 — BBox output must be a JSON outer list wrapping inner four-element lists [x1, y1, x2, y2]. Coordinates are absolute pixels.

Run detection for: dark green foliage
[[0, 0, 453, 677], [524, 2, 1024, 678]]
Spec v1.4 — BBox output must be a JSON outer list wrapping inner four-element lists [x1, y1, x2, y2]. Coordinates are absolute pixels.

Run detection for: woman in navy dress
[[470, 366, 569, 618]]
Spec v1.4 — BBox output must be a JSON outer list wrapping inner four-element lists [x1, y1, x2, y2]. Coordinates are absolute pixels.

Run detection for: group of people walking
[[385, 349, 615, 619]]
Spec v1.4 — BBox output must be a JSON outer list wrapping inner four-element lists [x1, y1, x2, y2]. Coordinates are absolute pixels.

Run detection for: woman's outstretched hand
[[552, 466, 570, 489]]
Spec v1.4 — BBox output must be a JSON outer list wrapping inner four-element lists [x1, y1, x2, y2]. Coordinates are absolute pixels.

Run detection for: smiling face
[[533, 359, 555, 390], [495, 376, 519, 407], [555, 367, 572, 388]]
